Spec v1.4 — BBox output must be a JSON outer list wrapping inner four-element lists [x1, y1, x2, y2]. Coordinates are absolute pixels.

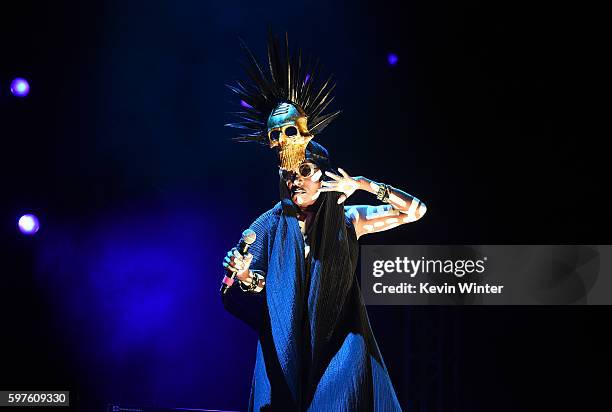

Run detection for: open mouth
[[291, 187, 306, 196]]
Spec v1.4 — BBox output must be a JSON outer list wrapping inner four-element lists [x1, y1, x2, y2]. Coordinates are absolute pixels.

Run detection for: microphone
[[220, 229, 257, 295]]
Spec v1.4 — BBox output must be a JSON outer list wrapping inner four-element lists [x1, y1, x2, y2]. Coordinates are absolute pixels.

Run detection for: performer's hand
[[223, 247, 253, 283], [319, 168, 361, 204]]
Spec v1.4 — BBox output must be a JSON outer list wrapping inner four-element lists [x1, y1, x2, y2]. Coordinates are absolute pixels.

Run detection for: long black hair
[[279, 139, 354, 321], [278, 140, 363, 405]]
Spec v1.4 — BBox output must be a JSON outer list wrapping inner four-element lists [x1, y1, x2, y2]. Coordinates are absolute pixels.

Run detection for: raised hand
[[319, 168, 361, 204]]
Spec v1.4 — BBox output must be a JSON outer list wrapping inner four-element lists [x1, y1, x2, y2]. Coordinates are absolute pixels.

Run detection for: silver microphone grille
[[241, 229, 257, 245]]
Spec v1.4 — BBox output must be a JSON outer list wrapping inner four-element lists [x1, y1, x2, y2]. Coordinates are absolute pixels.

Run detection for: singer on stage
[[220, 33, 427, 411]]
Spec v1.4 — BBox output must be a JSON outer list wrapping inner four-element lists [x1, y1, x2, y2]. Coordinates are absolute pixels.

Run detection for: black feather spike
[[309, 110, 342, 135]]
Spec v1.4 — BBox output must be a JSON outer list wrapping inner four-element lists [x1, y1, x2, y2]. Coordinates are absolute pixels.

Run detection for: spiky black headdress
[[225, 31, 341, 143]]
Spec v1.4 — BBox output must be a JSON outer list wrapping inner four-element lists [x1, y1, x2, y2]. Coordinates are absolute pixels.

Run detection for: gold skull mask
[[267, 102, 313, 171]]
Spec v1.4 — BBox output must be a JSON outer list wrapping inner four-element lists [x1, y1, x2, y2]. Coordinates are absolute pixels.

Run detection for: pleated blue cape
[[222, 197, 402, 411]]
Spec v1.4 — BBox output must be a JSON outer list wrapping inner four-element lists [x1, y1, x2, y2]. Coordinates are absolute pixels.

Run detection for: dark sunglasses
[[280, 161, 319, 180]]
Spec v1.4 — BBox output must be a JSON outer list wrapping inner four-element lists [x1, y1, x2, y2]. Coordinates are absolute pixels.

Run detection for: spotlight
[[10, 78, 30, 97], [387, 53, 399, 66], [18, 214, 40, 235]]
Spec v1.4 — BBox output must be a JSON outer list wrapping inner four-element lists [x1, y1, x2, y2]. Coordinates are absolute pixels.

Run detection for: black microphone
[[220, 229, 257, 295]]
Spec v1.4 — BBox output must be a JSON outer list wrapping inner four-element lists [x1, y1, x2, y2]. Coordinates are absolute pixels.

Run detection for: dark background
[[1, 1, 609, 411]]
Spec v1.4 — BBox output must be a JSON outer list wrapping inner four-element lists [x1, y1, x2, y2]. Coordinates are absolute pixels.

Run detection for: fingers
[[223, 248, 252, 271], [337, 194, 347, 204], [338, 168, 350, 178], [319, 181, 340, 192], [223, 263, 237, 273], [226, 250, 242, 268], [223, 261, 238, 273], [320, 180, 338, 188], [324, 171, 342, 181], [229, 248, 252, 262], [318, 186, 341, 193]]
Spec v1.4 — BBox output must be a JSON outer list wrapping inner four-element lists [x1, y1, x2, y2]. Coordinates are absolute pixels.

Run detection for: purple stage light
[[387, 53, 399, 66], [240, 100, 253, 109], [18, 214, 40, 235], [11, 78, 30, 97], [304, 73, 311, 84]]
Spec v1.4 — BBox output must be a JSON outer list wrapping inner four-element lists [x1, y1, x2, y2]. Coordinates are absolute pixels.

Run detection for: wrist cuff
[[238, 270, 266, 293]]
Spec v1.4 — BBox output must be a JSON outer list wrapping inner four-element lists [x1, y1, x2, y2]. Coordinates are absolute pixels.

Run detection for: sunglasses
[[269, 125, 299, 142], [280, 161, 319, 181]]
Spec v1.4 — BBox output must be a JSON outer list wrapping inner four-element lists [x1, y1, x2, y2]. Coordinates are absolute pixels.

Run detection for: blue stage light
[[387, 53, 399, 66], [18, 214, 40, 235], [11, 77, 30, 97]]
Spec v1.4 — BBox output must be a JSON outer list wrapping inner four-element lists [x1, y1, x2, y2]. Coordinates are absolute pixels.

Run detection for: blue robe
[[223, 199, 402, 411]]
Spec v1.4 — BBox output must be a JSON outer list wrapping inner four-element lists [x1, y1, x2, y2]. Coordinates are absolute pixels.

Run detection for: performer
[[221, 33, 426, 411]]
